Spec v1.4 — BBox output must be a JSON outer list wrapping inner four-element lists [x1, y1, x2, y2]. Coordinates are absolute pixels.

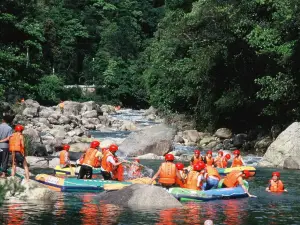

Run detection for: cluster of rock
[[174, 128, 273, 154], [13, 99, 137, 156]]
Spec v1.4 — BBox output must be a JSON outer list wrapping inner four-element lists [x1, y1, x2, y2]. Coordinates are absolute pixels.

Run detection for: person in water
[[205, 150, 214, 166], [175, 162, 186, 187], [59, 144, 71, 168], [78, 141, 102, 179], [231, 150, 245, 167], [266, 172, 287, 192], [190, 150, 204, 166], [185, 161, 206, 190], [203, 165, 221, 190], [9, 125, 30, 182], [222, 170, 256, 197], [151, 154, 183, 188], [101, 144, 123, 180], [128, 159, 142, 179]]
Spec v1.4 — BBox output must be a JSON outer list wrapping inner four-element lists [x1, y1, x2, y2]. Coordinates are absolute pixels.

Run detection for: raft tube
[[217, 166, 256, 176], [54, 165, 102, 176], [35, 174, 131, 192], [169, 180, 249, 202]]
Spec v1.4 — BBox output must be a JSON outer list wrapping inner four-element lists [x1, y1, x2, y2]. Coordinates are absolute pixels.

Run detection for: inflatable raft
[[35, 174, 131, 192], [54, 165, 102, 176], [217, 166, 256, 176], [169, 180, 249, 202]]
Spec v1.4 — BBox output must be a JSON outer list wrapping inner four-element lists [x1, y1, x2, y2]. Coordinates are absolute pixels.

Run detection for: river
[[0, 109, 298, 225]]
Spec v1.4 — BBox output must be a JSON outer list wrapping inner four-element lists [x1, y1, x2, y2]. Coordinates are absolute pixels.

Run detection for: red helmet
[[176, 163, 184, 170], [63, 144, 70, 151], [109, 144, 118, 152], [194, 162, 205, 171], [272, 172, 280, 177], [15, 125, 24, 132], [207, 150, 212, 155], [194, 150, 200, 155], [165, 154, 175, 161], [134, 158, 140, 163], [225, 154, 231, 160], [233, 150, 240, 155], [90, 141, 100, 148], [243, 170, 250, 178], [218, 151, 224, 156]]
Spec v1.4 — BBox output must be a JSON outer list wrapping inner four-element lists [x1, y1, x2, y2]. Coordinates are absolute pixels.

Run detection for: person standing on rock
[[78, 141, 102, 179], [60, 144, 71, 168], [9, 124, 30, 182], [101, 144, 123, 180], [59, 100, 64, 114], [0, 116, 13, 178], [151, 154, 183, 188]]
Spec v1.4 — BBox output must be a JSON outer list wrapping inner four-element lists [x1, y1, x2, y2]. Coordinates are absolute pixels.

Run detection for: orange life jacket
[[206, 166, 221, 180], [185, 171, 201, 190], [60, 150, 69, 166], [206, 157, 214, 166], [82, 148, 98, 167], [112, 164, 124, 181], [222, 160, 228, 168], [101, 151, 114, 172], [9, 132, 24, 155], [192, 156, 203, 165], [158, 162, 176, 185], [215, 156, 222, 168], [175, 171, 185, 188], [232, 157, 243, 167], [269, 180, 284, 192], [223, 170, 242, 188]]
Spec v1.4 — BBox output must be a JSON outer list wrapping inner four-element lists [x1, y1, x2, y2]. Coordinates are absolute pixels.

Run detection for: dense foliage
[[1, 0, 300, 131]]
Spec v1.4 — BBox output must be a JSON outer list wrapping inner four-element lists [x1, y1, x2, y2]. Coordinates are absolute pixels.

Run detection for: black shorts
[[101, 171, 112, 180], [13, 152, 25, 166], [78, 165, 93, 179]]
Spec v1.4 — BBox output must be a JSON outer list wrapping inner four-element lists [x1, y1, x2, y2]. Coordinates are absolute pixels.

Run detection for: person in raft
[[78, 141, 102, 179], [266, 172, 287, 192], [190, 150, 204, 166], [151, 154, 183, 188], [202, 165, 221, 190], [175, 162, 186, 187], [185, 162, 206, 190], [9, 125, 30, 182], [101, 144, 123, 180], [128, 159, 142, 179], [205, 150, 214, 166], [221, 170, 256, 197], [60, 144, 71, 168], [231, 149, 245, 167]]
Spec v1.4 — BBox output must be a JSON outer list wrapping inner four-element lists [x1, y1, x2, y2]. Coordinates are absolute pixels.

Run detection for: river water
[[0, 109, 299, 225]]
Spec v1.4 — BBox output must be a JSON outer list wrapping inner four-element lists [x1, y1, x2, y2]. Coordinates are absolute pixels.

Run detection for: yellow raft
[[218, 166, 256, 177]]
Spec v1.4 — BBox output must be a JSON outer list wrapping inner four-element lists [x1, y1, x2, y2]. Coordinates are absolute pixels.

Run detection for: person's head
[[204, 220, 214, 225], [165, 153, 175, 162], [90, 140, 100, 149], [14, 124, 24, 133], [225, 154, 231, 161], [176, 162, 184, 171], [194, 162, 206, 172], [194, 150, 200, 157], [242, 170, 250, 179], [272, 171, 280, 181], [109, 144, 118, 154], [206, 150, 212, 158], [218, 150, 223, 157], [63, 144, 70, 151], [233, 149, 240, 157]]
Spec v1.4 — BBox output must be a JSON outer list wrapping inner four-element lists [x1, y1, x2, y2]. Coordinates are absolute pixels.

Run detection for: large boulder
[[22, 99, 40, 118], [39, 107, 54, 118], [70, 143, 90, 152], [49, 127, 66, 139], [97, 184, 182, 209], [254, 136, 273, 154], [258, 122, 300, 168], [82, 110, 98, 118], [67, 128, 84, 137], [119, 125, 176, 157], [58, 115, 71, 124], [26, 156, 50, 168], [23, 128, 41, 143], [62, 101, 83, 116], [214, 128, 232, 139], [120, 121, 136, 131], [100, 105, 115, 114], [232, 133, 247, 148], [182, 130, 201, 143]]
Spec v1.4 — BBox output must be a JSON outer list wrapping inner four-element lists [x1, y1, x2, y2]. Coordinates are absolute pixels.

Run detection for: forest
[[1, 0, 300, 132]]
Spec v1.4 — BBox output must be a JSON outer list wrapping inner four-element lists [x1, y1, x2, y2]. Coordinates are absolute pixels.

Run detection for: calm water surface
[[1, 161, 300, 225]]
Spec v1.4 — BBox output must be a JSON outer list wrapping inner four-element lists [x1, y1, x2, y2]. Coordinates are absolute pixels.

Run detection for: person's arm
[[238, 177, 256, 197], [151, 167, 161, 183], [240, 156, 246, 166], [197, 174, 203, 188], [108, 156, 122, 166], [176, 168, 184, 183]]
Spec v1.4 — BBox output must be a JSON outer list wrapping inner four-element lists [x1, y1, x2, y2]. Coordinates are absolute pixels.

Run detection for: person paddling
[[101, 144, 123, 180], [60, 144, 71, 168], [78, 141, 102, 179], [221, 170, 256, 197], [231, 150, 245, 167], [151, 154, 183, 188], [266, 172, 287, 192], [9, 125, 30, 182]]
